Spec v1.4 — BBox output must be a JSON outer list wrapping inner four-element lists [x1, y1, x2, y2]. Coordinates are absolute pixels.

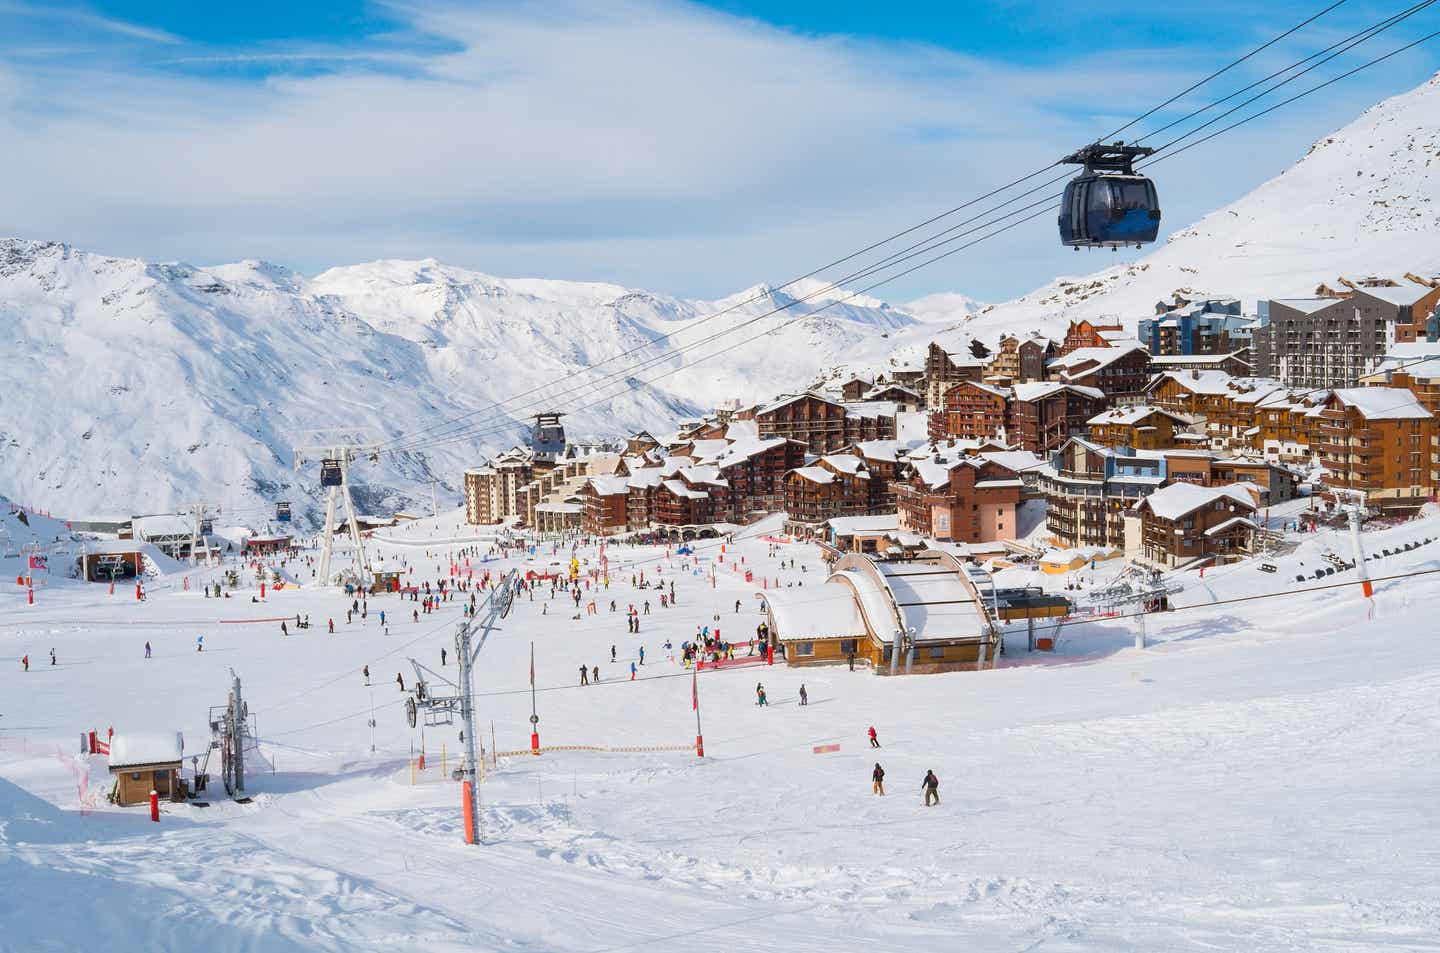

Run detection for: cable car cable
[[370, 1, 1364, 456]]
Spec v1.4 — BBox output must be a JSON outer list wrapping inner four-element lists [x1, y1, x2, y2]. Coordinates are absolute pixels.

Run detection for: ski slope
[[3, 515, 1440, 950]]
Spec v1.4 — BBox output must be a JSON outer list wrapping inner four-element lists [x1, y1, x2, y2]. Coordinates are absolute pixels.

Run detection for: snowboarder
[[868, 726, 879, 748], [922, 770, 940, 806], [580, 665, 589, 686], [144, 641, 152, 659], [799, 684, 807, 706], [872, 763, 885, 796]]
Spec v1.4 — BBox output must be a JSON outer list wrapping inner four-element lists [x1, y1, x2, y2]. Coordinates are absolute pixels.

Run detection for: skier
[[144, 641, 152, 659], [630, 661, 637, 681], [363, 665, 370, 685], [328, 618, 335, 634], [396, 672, 405, 692], [922, 770, 940, 807], [21, 655, 28, 672], [592, 665, 600, 683], [611, 644, 617, 663], [638, 645, 645, 665], [196, 634, 204, 653], [799, 683, 808, 706], [280, 621, 288, 637], [50, 648, 56, 666], [735, 599, 741, 613], [868, 726, 879, 748], [580, 665, 589, 686], [872, 762, 885, 796], [441, 647, 448, 666], [757, 684, 768, 707], [848, 650, 856, 672], [379, 610, 385, 626]]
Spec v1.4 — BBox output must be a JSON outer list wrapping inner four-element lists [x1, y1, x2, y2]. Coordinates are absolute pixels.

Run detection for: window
[[840, 639, 857, 654], [794, 641, 815, 656], [929, 646, 946, 659]]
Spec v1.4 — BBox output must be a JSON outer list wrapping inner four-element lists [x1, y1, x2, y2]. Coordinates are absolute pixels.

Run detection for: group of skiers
[[871, 760, 940, 805]]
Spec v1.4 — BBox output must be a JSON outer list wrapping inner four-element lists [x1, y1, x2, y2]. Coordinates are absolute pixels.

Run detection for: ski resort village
[[7, 4, 1440, 951]]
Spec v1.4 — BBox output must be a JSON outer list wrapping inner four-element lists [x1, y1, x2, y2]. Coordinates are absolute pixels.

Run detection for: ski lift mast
[[406, 569, 517, 845]]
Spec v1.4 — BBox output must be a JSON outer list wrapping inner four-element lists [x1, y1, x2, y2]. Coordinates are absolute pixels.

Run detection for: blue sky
[[0, 1, 1436, 302]]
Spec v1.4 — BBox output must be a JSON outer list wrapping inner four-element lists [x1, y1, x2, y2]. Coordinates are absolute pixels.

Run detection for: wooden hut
[[108, 732, 185, 807]]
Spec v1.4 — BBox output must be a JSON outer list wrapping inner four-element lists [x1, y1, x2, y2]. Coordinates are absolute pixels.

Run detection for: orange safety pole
[[149, 789, 159, 822], [462, 781, 477, 844]]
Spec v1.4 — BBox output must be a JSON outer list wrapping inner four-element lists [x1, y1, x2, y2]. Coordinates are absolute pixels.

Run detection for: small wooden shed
[[108, 732, 185, 806]]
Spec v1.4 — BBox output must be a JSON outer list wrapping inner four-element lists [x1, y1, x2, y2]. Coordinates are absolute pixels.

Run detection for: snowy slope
[[0, 244, 927, 522], [939, 70, 1440, 349]]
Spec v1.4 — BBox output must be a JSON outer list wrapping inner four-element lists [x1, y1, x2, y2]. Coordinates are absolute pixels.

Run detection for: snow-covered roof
[[1013, 381, 1081, 402], [587, 476, 631, 496], [790, 466, 835, 485], [661, 480, 708, 500], [768, 583, 866, 642], [1330, 387, 1432, 420], [1137, 482, 1258, 521], [131, 514, 191, 538], [1087, 404, 1185, 427], [975, 479, 1026, 489], [853, 440, 903, 462], [826, 514, 901, 535], [1271, 297, 1342, 314], [1148, 352, 1252, 367], [820, 454, 866, 475], [1152, 370, 1234, 395], [757, 392, 841, 415], [535, 502, 582, 514], [1205, 516, 1257, 536], [1048, 344, 1148, 377], [845, 400, 899, 419], [1356, 283, 1436, 307], [862, 383, 921, 400], [977, 450, 1045, 473], [723, 419, 759, 442], [109, 731, 184, 767], [686, 439, 730, 459]]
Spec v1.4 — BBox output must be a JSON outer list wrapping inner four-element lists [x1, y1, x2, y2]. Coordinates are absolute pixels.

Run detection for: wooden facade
[[929, 381, 1010, 443]]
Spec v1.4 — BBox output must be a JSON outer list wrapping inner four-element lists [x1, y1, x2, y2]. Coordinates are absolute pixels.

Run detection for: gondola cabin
[[1058, 143, 1161, 249]]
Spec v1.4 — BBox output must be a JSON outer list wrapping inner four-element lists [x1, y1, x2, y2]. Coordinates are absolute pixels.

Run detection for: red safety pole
[[135, 582, 142, 601], [149, 789, 159, 822], [767, 644, 774, 665], [260, 580, 266, 600], [26, 586, 32, 606], [692, 668, 704, 758]]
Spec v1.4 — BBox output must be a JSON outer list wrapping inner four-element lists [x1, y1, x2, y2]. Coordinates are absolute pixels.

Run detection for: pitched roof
[[1136, 482, 1257, 521], [1329, 387, 1433, 420]]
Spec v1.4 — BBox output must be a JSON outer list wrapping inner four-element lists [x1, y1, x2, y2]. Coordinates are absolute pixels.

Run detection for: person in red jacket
[[868, 726, 880, 748]]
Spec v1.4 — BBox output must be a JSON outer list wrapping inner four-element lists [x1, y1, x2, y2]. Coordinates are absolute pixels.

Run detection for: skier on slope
[[921, 770, 940, 807], [868, 726, 879, 748], [872, 763, 885, 796]]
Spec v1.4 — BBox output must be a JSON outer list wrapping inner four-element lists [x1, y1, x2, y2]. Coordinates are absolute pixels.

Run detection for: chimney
[[1190, 369, 1199, 381]]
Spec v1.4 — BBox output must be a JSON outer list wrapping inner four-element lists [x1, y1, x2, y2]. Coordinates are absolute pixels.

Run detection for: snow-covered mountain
[[8, 71, 1440, 522], [0, 243, 932, 522], [942, 70, 1440, 350]]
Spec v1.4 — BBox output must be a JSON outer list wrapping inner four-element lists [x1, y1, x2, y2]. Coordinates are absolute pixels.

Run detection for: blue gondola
[[1058, 142, 1160, 249], [320, 459, 343, 487], [276, 501, 292, 522]]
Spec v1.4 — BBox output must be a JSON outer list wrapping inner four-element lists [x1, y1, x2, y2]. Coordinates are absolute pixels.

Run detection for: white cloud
[[0, 1, 181, 44], [0, 0, 1433, 301]]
